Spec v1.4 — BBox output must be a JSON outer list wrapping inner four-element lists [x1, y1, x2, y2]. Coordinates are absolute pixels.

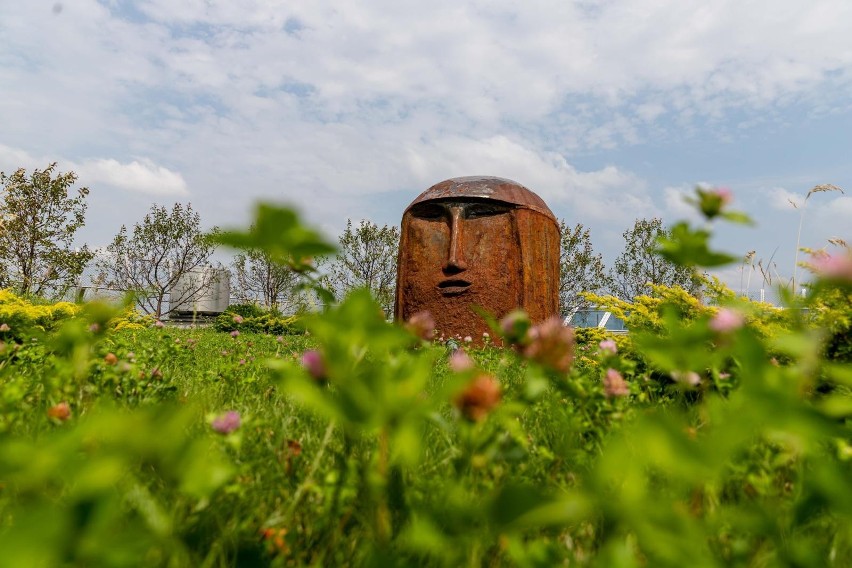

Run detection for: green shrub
[[214, 304, 302, 335]]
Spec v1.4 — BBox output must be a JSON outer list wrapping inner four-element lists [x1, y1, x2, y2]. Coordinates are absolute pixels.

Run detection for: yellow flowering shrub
[[0, 289, 80, 334], [108, 307, 154, 331]]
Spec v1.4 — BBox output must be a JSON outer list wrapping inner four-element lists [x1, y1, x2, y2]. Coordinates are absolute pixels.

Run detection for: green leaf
[[214, 203, 336, 264], [656, 222, 736, 268]]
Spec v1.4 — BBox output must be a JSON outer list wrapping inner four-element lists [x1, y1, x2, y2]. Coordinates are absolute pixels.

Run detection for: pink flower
[[714, 187, 733, 205], [603, 368, 629, 398], [0, 323, 10, 333], [154, 320, 165, 329], [211, 411, 241, 434], [449, 350, 475, 372], [88, 323, 100, 333], [232, 314, 244, 324], [276, 335, 284, 343], [809, 251, 852, 283], [709, 308, 744, 333], [301, 350, 326, 382], [454, 374, 501, 422], [522, 317, 574, 373], [598, 339, 617, 355], [405, 311, 436, 341], [463, 336, 472, 343], [230, 330, 240, 338]]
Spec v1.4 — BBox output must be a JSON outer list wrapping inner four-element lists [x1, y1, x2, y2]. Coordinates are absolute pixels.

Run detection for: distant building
[[564, 309, 628, 333]]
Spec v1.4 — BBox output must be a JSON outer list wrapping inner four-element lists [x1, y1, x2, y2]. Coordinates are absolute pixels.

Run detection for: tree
[[609, 217, 699, 301], [322, 219, 400, 317], [558, 220, 612, 315], [231, 246, 307, 313], [0, 163, 94, 298], [96, 203, 217, 319]]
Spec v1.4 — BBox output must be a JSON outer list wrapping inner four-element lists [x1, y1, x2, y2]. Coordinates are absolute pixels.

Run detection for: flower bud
[[698, 187, 733, 219], [499, 310, 531, 346], [48, 401, 72, 421], [523, 316, 574, 373], [301, 350, 327, 382], [454, 374, 501, 422]]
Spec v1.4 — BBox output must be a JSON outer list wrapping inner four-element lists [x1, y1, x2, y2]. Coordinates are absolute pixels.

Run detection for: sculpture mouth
[[438, 279, 472, 296]]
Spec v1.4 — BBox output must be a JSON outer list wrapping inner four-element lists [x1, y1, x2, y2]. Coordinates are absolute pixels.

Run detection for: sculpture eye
[[410, 203, 445, 220], [466, 204, 510, 219]]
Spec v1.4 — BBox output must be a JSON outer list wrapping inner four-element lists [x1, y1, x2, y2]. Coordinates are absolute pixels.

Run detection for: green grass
[[0, 284, 850, 567]]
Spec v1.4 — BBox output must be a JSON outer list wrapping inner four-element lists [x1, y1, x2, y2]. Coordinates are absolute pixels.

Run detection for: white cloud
[[765, 187, 805, 211], [0, 145, 187, 196], [76, 158, 188, 196], [2, 0, 851, 255], [662, 186, 700, 221]]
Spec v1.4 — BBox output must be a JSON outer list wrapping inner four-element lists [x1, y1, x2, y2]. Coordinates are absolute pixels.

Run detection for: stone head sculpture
[[395, 176, 560, 342]]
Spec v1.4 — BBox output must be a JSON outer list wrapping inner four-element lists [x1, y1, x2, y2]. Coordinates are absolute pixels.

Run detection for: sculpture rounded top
[[405, 176, 556, 221]]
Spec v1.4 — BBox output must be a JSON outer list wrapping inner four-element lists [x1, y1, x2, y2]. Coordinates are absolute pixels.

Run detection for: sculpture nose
[[444, 206, 468, 273]]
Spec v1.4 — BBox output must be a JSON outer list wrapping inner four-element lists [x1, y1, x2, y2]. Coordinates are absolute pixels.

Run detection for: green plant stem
[[279, 420, 336, 525]]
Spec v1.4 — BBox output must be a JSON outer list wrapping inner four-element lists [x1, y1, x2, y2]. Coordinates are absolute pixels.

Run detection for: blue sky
[[1, 0, 850, 297]]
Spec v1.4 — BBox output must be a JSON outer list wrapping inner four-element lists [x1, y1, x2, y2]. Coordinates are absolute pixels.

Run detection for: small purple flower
[[598, 339, 617, 355], [239, 359, 246, 366], [301, 350, 326, 382], [211, 411, 241, 434], [603, 368, 629, 398], [88, 323, 100, 333], [230, 330, 240, 338]]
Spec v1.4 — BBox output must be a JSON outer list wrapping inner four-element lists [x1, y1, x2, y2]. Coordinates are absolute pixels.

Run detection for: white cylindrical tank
[[168, 267, 230, 315]]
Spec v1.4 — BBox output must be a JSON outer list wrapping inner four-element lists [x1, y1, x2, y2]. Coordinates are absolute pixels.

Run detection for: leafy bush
[[222, 302, 266, 319], [214, 303, 302, 335]]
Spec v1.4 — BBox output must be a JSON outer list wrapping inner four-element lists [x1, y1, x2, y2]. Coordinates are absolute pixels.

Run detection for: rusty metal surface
[[405, 176, 557, 221], [396, 176, 560, 343]]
